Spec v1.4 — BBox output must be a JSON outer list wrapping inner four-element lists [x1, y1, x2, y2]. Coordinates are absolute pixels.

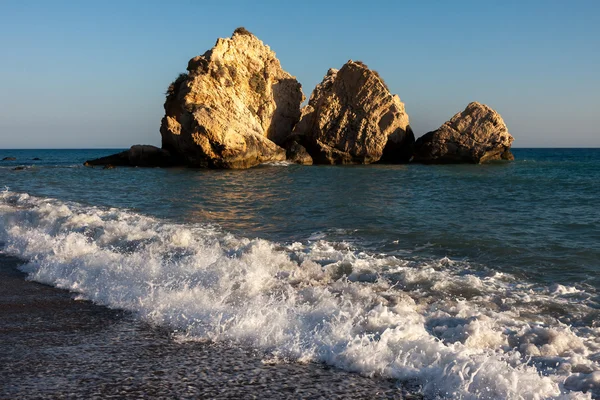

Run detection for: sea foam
[[0, 190, 598, 399]]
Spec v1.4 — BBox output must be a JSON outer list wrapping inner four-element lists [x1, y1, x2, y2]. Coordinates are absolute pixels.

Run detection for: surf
[[0, 189, 598, 399]]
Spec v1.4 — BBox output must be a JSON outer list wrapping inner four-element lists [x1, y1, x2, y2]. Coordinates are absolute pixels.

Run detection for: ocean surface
[[0, 148, 599, 399]]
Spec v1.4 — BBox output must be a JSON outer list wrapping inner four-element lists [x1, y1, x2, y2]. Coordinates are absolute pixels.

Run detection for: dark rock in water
[[292, 61, 414, 165], [2, 157, 16, 161], [128, 145, 179, 167], [284, 138, 313, 165], [84, 145, 179, 168], [160, 28, 304, 169], [413, 102, 514, 164], [12, 166, 25, 171], [103, 164, 115, 170], [32, 157, 41, 161], [85, 151, 129, 167]]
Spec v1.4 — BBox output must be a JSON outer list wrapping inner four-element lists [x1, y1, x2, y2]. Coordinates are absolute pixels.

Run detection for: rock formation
[[291, 61, 414, 164], [160, 27, 304, 168], [85, 28, 303, 169], [2, 157, 16, 161], [413, 102, 514, 164], [84, 145, 177, 168], [284, 138, 313, 165], [83, 29, 516, 169]]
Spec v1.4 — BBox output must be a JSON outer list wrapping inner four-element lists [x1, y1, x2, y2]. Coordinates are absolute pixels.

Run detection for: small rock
[[103, 164, 115, 170], [413, 102, 514, 164], [501, 148, 515, 161], [32, 157, 41, 161], [84, 145, 177, 168], [12, 166, 25, 171], [2, 157, 16, 161], [284, 139, 313, 165]]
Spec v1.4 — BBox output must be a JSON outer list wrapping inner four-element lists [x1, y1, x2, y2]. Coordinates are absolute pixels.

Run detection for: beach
[[0, 253, 407, 399]]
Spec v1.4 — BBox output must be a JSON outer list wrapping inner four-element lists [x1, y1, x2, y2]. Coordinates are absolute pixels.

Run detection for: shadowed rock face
[[284, 139, 313, 165], [84, 145, 178, 168], [160, 28, 305, 169], [292, 61, 414, 165], [413, 102, 514, 164]]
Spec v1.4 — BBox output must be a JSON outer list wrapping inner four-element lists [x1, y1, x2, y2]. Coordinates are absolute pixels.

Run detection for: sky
[[0, 0, 599, 148]]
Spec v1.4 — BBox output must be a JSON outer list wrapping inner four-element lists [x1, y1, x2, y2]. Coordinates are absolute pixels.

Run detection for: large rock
[[84, 145, 178, 168], [413, 102, 514, 164], [292, 61, 414, 164], [160, 27, 304, 168]]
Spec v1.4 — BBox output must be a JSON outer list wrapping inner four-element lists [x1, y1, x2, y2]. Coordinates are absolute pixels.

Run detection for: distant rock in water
[[291, 61, 414, 164], [84, 145, 178, 168], [160, 27, 304, 169], [2, 157, 16, 161], [84, 29, 515, 169], [32, 158, 41, 161], [413, 102, 514, 164]]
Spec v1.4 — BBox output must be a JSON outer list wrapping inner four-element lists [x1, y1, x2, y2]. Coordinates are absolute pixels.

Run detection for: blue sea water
[[1, 148, 599, 399]]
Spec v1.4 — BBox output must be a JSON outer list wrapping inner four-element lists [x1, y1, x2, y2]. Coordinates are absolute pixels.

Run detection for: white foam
[[0, 190, 598, 399], [260, 160, 292, 167]]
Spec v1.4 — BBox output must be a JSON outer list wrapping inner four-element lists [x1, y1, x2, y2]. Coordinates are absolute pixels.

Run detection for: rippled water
[[1, 148, 599, 398]]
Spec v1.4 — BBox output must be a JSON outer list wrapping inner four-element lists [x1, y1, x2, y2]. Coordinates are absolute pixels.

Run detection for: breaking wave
[[0, 190, 598, 399]]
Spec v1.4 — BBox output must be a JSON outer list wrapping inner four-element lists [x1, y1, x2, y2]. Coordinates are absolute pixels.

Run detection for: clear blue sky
[[1, 0, 598, 148]]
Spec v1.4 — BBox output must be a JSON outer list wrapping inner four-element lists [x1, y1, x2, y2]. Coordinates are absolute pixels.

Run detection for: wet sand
[[0, 254, 413, 399]]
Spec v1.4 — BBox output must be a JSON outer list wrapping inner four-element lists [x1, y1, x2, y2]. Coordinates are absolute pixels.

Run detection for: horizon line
[[1, 147, 600, 151]]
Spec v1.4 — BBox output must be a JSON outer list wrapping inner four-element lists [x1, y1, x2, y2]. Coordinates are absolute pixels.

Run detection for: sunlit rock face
[[160, 27, 305, 169], [413, 102, 514, 164], [292, 61, 414, 165]]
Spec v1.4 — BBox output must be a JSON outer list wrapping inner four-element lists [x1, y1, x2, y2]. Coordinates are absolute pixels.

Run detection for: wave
[[0, 189, 598, 399], [0, 164, 84, 170], [259, 160, 293, 167]]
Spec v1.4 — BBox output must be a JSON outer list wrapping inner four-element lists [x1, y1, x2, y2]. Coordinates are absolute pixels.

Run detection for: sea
[[0, 148, 598, 399]]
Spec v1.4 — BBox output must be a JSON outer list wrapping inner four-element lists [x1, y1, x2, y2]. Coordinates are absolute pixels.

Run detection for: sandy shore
[[0, 253, 415, 399]]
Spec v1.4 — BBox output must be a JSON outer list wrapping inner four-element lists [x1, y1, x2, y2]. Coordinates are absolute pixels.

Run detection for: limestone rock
[[292, 61, 414, 164], [284, 138, 313, 165], [413, 102, 514, 164], [84, 145, 177, 168], [2, 157, 16, 161], [160, 27, 304, 169]]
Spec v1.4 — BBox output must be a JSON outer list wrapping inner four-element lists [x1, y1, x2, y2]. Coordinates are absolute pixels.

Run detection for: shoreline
[[0, 253, 412, 399]]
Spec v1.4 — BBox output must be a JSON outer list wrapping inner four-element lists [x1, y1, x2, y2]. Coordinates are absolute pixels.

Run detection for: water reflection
[[176, 167, 294, 237]]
